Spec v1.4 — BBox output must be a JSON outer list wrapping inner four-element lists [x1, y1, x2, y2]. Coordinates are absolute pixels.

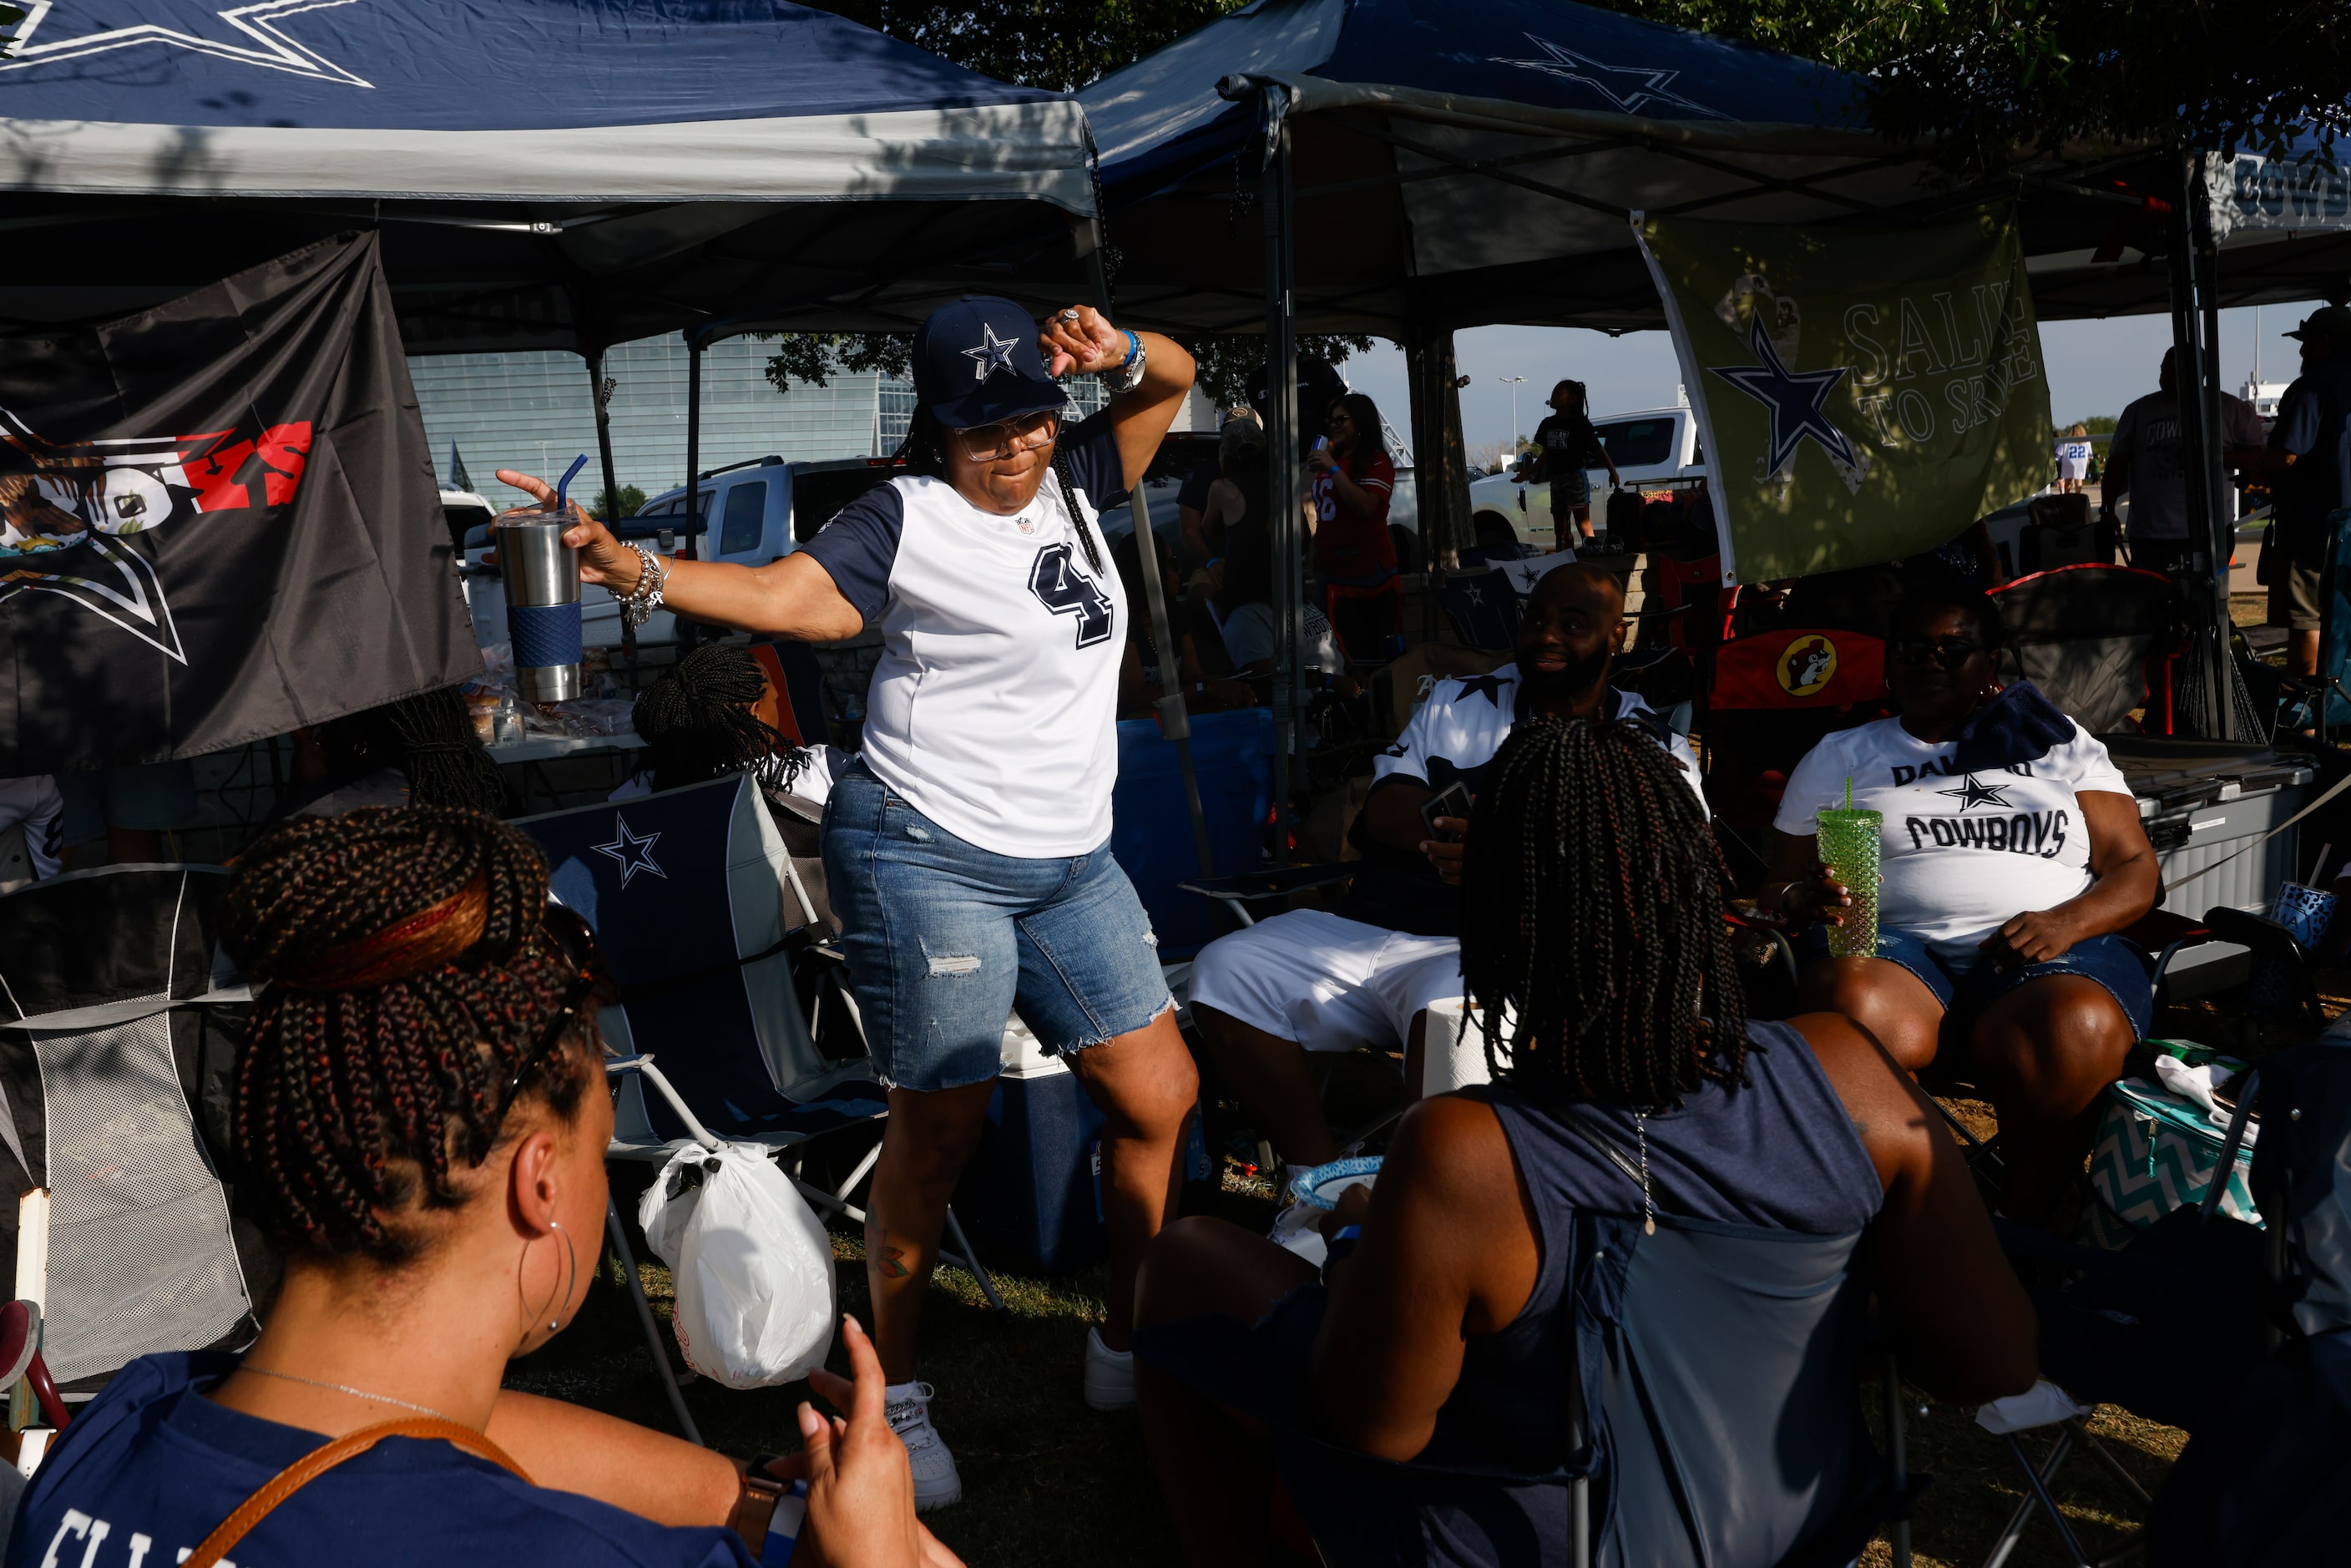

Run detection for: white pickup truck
[[458, 454, 901, 650], [1468, 404, 1706, 552]]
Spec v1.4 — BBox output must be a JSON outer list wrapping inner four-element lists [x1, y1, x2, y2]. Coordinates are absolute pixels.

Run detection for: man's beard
[[1520, 641, 1610, 706]]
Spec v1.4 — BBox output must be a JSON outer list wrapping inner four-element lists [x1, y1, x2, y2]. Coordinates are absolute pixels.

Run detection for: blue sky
[[1340, 300, 2328, 459]]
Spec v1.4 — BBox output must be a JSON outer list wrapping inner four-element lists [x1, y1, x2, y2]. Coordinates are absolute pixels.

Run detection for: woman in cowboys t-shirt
[[1758, 587, 2158, 1230], [499, 298, 1197, 1510]]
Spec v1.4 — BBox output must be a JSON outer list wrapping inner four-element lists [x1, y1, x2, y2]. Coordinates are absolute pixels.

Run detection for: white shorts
[[0, 776, 63, 881], [2057, 458, 2088, 482], [1188, 909, 1463, 1054]]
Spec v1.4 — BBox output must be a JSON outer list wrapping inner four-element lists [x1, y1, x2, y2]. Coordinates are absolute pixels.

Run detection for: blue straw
[[553, 453, 590, 510]]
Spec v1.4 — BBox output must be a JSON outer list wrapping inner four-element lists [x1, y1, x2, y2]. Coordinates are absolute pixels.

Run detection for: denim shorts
[[821, 762, 1172, 1092], [1795, 923, 2151, 1042]]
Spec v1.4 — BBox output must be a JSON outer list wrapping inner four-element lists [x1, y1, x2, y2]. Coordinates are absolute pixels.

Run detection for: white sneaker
[[884, 1382, 963, 1511], [1084, 1326, 1135, 1411]]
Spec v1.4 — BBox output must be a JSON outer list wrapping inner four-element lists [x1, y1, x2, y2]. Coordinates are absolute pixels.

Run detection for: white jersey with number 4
[[801, 414, 1129, 859]]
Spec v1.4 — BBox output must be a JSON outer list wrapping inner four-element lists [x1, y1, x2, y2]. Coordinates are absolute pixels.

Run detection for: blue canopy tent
[[0, 0, 1100, 354], [1079, 0, 2351, 766]]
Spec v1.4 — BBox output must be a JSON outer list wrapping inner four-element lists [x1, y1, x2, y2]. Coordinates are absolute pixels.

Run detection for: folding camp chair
[[1438, 568, 1521, 651], [1974, 1085, 2268, 1568], [1989, 565, 2182, 734], [518, 775, 1004, 1435], [1697, 625, 1889, 873], [0, 866, 258, 1413]]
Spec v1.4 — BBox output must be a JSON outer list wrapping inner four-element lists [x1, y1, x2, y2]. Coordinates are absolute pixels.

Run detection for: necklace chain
[[1633, 1111, 1656, 1236], [240, 1364, 463, 1426]]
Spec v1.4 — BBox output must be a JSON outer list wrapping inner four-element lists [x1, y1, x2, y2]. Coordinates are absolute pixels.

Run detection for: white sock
[[884, 1379, 923, 1405]]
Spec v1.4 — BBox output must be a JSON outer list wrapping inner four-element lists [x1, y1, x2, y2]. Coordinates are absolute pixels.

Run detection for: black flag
[[0, 231, 480, 773]]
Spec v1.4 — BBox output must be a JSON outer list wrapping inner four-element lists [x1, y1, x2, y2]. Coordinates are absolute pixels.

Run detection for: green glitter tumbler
[[1814, 802, 1883, 960]]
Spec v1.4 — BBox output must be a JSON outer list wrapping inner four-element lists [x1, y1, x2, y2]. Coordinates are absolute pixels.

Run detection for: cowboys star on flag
[[1707, 316, 1868, 488]]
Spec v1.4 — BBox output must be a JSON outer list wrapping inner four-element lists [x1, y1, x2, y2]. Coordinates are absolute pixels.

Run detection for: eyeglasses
[[1326, 411, 1354, 427], [954, 411, 1059, 462], [1889, 635, 1984, 667], [491, 903, 610, 1130]]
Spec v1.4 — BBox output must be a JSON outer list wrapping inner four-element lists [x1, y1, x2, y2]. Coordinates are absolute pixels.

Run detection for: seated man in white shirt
[[1187, 564, 1705, 1186]]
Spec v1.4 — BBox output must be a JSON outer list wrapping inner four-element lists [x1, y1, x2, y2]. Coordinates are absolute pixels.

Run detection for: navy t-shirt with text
[[6, 1353, 750, 1568]]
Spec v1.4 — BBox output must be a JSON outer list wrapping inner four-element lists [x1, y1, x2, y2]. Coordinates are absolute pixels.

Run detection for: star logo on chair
[[1708, 318, 1861, 480], [1935, 775, 2015, 812], [592, 814, 667, 888], [1492, 34, 1725, 119], [962, 324, 1019, 382]]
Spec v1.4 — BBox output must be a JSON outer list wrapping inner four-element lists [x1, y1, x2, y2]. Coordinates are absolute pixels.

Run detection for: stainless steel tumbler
[[497, 508, 583, 704]]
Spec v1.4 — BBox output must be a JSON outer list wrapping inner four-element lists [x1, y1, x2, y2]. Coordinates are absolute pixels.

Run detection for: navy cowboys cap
[[913, 296, 1069, 430]]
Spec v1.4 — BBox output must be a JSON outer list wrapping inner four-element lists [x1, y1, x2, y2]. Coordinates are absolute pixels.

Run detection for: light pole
[[1499, 376, 1527, 458]]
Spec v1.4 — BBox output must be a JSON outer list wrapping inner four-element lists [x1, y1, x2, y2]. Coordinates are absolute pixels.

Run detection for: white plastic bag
[[636, 1143, 836, 1388]]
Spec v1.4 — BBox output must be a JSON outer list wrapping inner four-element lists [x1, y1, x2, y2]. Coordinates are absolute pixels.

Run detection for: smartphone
[[1420, 781, 1472, 842]]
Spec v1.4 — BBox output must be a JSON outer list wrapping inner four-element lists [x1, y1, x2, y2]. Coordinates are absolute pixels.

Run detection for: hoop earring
[[518, 1220, 581, 1342]]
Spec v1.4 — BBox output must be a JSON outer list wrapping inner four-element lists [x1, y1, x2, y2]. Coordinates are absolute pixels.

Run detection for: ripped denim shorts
[[821, 761, 1171, 1091]]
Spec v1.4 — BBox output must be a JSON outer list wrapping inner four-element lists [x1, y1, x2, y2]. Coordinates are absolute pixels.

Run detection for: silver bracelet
[[618, 544, 667, 627], [1101, 332, 1146, 396]]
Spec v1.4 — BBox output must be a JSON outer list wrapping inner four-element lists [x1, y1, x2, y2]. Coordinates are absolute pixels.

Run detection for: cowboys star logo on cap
[[963, 324, 1019, 382]]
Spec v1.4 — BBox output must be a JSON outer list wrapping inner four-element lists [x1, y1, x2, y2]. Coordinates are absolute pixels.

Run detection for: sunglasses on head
[[1889, 635, 1984, 667], [491, 903, 610, 1129]]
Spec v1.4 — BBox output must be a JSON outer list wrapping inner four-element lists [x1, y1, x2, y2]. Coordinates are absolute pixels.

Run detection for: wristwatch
[[1101, 330, 1147, 396]]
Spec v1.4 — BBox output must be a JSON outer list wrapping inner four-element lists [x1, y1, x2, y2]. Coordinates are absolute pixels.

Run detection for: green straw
[[1844, 776, 1853, 810]]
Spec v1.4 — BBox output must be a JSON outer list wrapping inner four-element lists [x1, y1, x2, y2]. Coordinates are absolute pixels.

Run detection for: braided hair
[[316, 688, 503, 812], [222, 807, 598, 1267], [633, 641, 811, 794], [1457, 716, 1750, 1106]]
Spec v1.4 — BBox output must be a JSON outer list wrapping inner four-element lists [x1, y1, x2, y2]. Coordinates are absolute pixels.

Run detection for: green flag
[[1637, 205, 2051, 584]]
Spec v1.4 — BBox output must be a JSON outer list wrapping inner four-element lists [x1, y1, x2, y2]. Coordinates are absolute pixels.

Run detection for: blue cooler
[[949, 1019, 1109, 1276], [1110, 708, 1274, 956]]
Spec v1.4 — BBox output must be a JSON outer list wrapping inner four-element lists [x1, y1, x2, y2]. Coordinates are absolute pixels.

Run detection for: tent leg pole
[[680, 333, 704, 653], [1262, 88, 1300, 861], [1089, 250, 1217, 882], [2168, 152, 2230, 739], [586, 347, 637, 686]]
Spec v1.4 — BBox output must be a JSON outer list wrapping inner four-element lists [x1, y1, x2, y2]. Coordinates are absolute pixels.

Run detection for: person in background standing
[[1522, 380, 1621, 553], [1186, 412, 1269, 575], [2239, 306, 2351, 678], [2055, 424, 2091, 494], [2102, 348, 2267, 579], [1307, 392, 1397, 590], [1178, 408, 1261, 570]]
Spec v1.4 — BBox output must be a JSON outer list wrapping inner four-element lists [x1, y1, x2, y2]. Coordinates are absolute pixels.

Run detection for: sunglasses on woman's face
[[1888, 635, 1984, 668], [1327, 411, 1353, 427], [491, 903, 610, 1129], [954, 411, 1060, 463]]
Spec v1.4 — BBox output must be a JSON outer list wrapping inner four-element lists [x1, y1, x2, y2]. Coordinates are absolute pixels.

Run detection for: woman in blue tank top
[[1134, 716, 2038, 1567]]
